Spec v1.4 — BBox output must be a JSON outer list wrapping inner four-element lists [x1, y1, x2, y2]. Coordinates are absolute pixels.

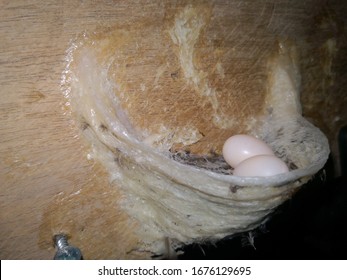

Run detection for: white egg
[[233, 155, 289, 177], [222, 134, 274, 168]]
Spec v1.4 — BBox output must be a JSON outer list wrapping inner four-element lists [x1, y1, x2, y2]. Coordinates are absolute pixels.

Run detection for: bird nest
[[62, 7, 329, 256]]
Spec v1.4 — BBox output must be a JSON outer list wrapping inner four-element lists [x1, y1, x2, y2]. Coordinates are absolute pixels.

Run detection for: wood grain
[[0, 0, 151, 259]]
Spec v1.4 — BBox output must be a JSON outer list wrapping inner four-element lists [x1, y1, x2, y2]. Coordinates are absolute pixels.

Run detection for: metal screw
[[53, 234, 82, 260]]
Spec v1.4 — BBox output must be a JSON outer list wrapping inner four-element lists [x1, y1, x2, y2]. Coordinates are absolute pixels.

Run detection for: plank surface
[[0, 0, 150, 259], [1, 0, 346, 259]]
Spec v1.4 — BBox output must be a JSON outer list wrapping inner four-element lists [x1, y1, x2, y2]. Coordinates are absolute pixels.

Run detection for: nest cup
[[64, 34, 330, 255]]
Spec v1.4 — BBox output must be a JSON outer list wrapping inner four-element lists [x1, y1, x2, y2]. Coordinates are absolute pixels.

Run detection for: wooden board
[[1, 0, 346, 259]]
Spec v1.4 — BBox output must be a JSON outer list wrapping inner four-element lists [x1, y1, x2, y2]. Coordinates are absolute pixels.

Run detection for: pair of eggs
[[222, 135, 289, 177]]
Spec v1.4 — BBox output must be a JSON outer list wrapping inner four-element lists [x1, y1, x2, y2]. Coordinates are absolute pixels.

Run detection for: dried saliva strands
[[63, 11, 329, 256]]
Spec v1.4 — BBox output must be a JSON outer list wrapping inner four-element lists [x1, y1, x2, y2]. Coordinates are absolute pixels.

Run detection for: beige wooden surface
[[1, 0, 346, 259], [0, 0, 152, 259]]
